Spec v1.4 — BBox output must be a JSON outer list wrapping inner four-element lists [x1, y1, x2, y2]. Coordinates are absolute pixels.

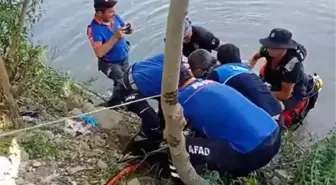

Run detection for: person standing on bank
[[87, 0, 133, 105]]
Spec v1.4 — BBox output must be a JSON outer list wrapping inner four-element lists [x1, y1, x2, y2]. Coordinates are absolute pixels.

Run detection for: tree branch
[[7, 0, 31, 59]]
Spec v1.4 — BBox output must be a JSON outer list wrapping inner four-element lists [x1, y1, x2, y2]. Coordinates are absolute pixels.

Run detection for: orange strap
[[105, 163, 144, 185]]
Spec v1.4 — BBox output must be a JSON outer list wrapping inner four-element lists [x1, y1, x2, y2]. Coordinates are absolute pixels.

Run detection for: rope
[[0, 95, 160, 138]]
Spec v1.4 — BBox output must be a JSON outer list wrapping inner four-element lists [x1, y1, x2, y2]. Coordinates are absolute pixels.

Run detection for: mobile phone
[[125, 23, 131, 29]]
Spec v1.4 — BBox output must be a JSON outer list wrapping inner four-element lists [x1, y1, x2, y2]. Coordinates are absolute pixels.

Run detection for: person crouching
[[169, 67, 282, 177]]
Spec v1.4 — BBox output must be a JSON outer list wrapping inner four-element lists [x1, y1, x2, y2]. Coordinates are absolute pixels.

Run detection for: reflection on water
[[32, 0, 336, 137]]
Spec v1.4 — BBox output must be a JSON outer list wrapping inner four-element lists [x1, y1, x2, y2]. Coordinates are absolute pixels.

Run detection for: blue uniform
[[131, 54, 190, 97], [132, 53, 165, 96], [87, 15, 130, 63], [178, 79, 278, 154], [213, 63, 252, 83], [210, 63, 282, 116]]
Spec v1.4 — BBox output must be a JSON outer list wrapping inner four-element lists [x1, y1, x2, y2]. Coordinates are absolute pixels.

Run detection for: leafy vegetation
[[0, 0, 87, 126], [202, 131, 336, 185], [21, 132, 60, 159], [290, 132, 336, 185]]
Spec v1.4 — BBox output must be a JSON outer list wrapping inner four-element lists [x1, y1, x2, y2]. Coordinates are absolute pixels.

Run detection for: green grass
[[202, 132, 336, 185], [290, 132, 336, 185], [20, 133, 60, 159]]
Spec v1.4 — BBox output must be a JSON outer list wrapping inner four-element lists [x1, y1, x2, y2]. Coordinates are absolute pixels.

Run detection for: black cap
[[94, 0, 117, 10], [216, 43, 241, 64], [259, 28, 298, 49]]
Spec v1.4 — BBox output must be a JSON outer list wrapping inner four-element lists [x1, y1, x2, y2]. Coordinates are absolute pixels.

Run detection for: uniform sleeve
[[87, 25, 103, 46], [207, 71, 219, 82], [282, 60, 304, 84], [193, 26, 220, 51], [115, 14, 126, 27]]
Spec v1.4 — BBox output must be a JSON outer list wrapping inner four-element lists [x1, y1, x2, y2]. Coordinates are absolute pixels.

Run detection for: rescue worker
[[182, 17, 221, 57], [119, 53, 188, 98], [172, 68, 281, 176], [117, 53, 189, 144], [186, 48, 219, 79], [248, 28, 315, 110], [125, 64, 280, 181], [87, 0, 133, 105], [188, 46, 282, 117]]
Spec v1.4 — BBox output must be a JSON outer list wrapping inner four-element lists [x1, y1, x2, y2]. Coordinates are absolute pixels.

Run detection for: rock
[[23, 172, 36, 182], [49, 161, 58, 169], [66, 96, 83, 110], [90, 107, 123, 129], [32, 161, 42, 167], [70, 108, 83, 116], [69, 166, 86, 174], [54, 176, 75, 185], [42, 174, 59, 183], [15, 177, 25, 185], [54, 135, 64, 144], [97, 159, 108, 170], [82, 102, 96, 112], [93, 149, 104, 154], [81, 102, 124, 129], [82, 181, 90, 185], [26, 183, 35, 185], [93, 136, 106, 147], [81, 142, 91, 150], [20, 149, 29, 161], [41, 130, 54, 139], [19, 161, 29, 174], [274, 169, 291, 181], [137, 177, 157, 185], [35, 166, 55, 178], [271, 176, 281, 185], [127, 178, 141, 185]]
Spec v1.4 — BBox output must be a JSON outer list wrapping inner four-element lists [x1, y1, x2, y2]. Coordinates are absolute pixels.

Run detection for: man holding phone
[[87, 0, 133, 105]]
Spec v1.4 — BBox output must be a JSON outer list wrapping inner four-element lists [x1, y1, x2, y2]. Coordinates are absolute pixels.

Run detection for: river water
[[31, 0, 335, 138]]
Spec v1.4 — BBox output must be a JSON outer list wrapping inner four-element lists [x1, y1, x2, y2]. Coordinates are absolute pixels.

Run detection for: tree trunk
[[7, 0, 31, 59], [0, 56, 20, 127], [1, 0, 31, 128], [161, 0, 209, 185]]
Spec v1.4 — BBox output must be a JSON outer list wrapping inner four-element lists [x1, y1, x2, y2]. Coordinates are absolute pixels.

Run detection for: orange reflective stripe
[[87, 26, 93, 40], [87, 26, 101, 48], [87, 26, 95, 47]]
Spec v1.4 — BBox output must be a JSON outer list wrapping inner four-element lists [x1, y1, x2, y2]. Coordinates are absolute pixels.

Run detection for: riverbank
[[0, 111, 335, 185], [0, 105, 144, 185]]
